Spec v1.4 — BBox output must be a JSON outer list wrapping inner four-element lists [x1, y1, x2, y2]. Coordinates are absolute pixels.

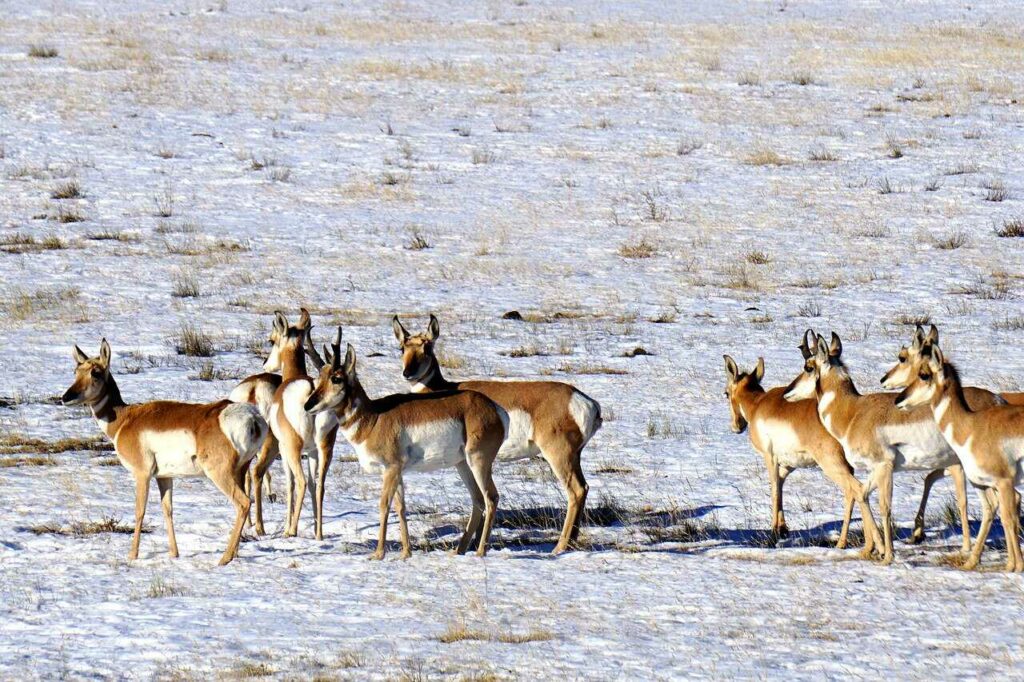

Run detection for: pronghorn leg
[[371, 466, 401, 560], [948, 465, 971, 554], [251, 433, 278, 536], [764, 451, 781, 537], [859, 464, 885, 561], [305, 455, 318, 535], [996, 481, 1022, 572], [454, 461, 484, 555], [542, 440, 586, 554], [836, 490, 855, 550], [877, 462, 895, 565], [911, 468, 945, 545], [963, 488, 996, 570], [467, 452, 499, 557], [313, 430, 336, 541], [206, 459, 251, 566], [816, 452, 861, 550], [394, 477, 411, 560], [128, 474, 151, 562], [567, 451, 589, 544], [775, 465, 792, 538], [279, 436, 305, 537], [232, 466, 249, 556], [156, 478, 178, 558]]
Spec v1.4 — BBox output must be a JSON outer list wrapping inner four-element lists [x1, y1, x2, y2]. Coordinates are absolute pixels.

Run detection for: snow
[[2, 0, 1024, 678]]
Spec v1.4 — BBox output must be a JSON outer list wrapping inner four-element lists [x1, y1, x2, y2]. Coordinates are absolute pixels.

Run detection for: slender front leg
[[764, 451, 780, 537], [963, 487, 996, 570], [314, 429, 336, 541], [156, 478, 178, 558], [468, 454, 499, 557], [947, 465, 971, 554], [877, 462, 895, 565], [371, 466, 401, 560], [394, 477, 411, 560], [455, 461, 484, 555], [128, 474, 151, 562], [837, 489, 855, 549], [251, 434, 278, 536], [996, 481, 1023, 572], [775, 465, 791, 538], [911, 468, 944, 545]]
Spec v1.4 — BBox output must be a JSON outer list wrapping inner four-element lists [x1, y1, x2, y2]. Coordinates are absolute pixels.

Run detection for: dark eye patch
[[330, 373, 344, 385]]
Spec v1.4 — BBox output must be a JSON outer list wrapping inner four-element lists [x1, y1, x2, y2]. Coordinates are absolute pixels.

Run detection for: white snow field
[[2, 0, 1024, 678]]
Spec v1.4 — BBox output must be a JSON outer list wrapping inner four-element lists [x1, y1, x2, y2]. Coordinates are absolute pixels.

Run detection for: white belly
[[496, 409, 540, 462], [401, 419, 466, 472], [878, 421, 956, 471], [756, 418, 816, 469], [141, 429, 204, 477]]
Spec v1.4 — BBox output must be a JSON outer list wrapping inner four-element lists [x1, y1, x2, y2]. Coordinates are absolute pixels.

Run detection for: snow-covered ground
[[2, 0, 1024, 678]]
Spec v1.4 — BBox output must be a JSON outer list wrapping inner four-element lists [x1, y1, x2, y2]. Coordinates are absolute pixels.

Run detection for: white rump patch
[[401, 419, 466, 472], [568, 391, 601, 443], [219, 402, 267, 464]]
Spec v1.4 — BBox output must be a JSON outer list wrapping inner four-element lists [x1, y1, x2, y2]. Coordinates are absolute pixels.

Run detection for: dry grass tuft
[[51, 180, 81, 199], [0, 286, 81, 321], [436, 623, 554, 645], [618, 238, 657, 259], [28, 44, 58, 59], [0, 434, 111, 455], [996, 218, 1024, 238], [933, 231, 968, 250], [29, 516, 144, 536], [744, 146, 788, 166], [175, 324, 214, 357]]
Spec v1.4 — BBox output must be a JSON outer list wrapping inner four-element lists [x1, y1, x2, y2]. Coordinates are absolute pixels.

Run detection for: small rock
[[502, 310, 523, 321]]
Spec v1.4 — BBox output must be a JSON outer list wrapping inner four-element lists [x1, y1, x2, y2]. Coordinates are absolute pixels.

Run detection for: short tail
[[220, 402, 268, 463]]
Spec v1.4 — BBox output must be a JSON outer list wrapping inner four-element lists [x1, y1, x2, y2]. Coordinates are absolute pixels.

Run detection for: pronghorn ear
[[343, 344, 357, 374], [98, 339, 112, 368], [828, 332, 842, 358], [392, 316, 409, 345], [297, 307, 311, 330], [72, 345, 89, 365], [322, 344, 334, 367], [427, 314, 440, 341], [931, 344, 945, 368], [723, 355, 739, 379], [925, 324, 939, 346], [273, 311, 288, 335], [911, 325, 924, 351], [753, 357, 765, 381], [815, 334, 829, 362]]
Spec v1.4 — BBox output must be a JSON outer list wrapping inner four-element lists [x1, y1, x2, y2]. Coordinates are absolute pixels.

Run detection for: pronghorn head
[[895, 343, 946, 411], [392, 314, 439, 386], [62, 339, 113, 406], [783, 331, 841, 402], [305, 329, 357, 415], [723, 355, 764, 433], [263, 308, 312, 372], [880, 324, 939, 390]]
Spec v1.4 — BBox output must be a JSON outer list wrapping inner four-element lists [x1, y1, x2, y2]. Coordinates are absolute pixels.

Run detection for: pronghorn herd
[[61, 309, 602, 565], [726, 325, 1024, 572], [59, 313, 1022, 572]]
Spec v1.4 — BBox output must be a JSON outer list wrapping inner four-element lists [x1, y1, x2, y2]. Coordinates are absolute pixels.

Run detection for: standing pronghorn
[[783, 332, 1003, 564], [724, 352, 880, 554], [61, 339, 266, 565], [881, 324, 1011, 547], [304, 333, 506, 559], [391, 315, 602, 554], [894, 343, 1024, 571], [265, 309, 339, 539]]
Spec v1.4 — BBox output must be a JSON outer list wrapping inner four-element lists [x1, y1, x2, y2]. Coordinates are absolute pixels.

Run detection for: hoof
[[908, 530, 925, 545], [399, 550, 412, 560], [368, 551, 385, 561], [217, 554, 234, 566]]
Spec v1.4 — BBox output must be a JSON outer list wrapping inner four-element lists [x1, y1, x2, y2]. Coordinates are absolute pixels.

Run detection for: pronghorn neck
[[335, 372, 374, 436], [931, 363, 972, 433], [280, 344, 308, 381], [91, 377, 127, 438], [816, 365, 857, 437], [411, 357, 457, 393], [734, 381, 765, 422]]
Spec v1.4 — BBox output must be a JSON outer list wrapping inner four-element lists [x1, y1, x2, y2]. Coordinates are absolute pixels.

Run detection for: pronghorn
[[304, 332, 506, 559], [61, 339, 266, 565], [264, 309, 339, 539], [783, 332, 1004, 564], [894, 343, 1024, 571], [391, 314, 602, 554], [724, 353, 880, 554], [229, 370, 280, 535], [881, 324, 1011, 547]]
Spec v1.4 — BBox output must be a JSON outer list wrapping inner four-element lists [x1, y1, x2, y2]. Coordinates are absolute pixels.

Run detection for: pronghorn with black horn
[[391, 314, 602, 554], [881, 324, 1012, 548], [265, 308, 339, 539], [304, 330, 507, 559], [61, 339, 267, 565], [894, 342, 1024, 571], [724, 342, 880, 554], [784, 331, 1007, 564]]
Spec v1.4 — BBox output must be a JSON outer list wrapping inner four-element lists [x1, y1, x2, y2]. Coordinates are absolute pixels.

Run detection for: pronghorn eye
[[899, 356, 906, 364], [805, 365, 813, 374], [330, 372, 344, 385], [919, 372, 932, 381], [91, 367, 103, 378]]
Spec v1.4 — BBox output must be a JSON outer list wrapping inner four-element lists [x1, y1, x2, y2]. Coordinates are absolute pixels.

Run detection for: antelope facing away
[[305, 333, 506, 559], [895, 343, 1023, 571], [724, 352, 880, 554], [264, 309, 339, 539], [391, 315, 602, 554], [783, 332, 1003, 564], [62, 340, 267, 565], [881, 324, 1011, 548]]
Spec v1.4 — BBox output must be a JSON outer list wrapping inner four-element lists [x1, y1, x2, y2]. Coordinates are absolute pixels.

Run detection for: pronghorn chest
[[752, 418, 815, 469], [496, 409, 540, 461], [876, 420, 955, 471], [816, 393, 864, 467], [137, 429, 203, 477]]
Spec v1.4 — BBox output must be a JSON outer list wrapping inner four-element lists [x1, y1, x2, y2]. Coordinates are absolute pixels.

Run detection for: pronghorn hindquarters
[[392, 313, 602, 553], [306, 337, 506, 559], [62, 340, 267, 566], [230, 371, 282, 535]]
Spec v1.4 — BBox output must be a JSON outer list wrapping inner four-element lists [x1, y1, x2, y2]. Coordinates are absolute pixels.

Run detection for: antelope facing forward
[[61, 340, 266, 565], [784, 332, 1007, 564], [392, 315, 602, 554], [305, 333, 506, 559], [895, 343, 1024, 571], [724, 352, 880, 554]]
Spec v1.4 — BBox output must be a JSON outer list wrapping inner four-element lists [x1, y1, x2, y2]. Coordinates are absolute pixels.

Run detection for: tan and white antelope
[[894, 343, 1024, 571], [265, 309, 339, 539], [881, 324, 1012, 546], [304, 333, 506, 559], [783, 332, 1004, 564], [391, 315, 602, 554], [61, 340, 267, 565], [724, 353, 880, 554]]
